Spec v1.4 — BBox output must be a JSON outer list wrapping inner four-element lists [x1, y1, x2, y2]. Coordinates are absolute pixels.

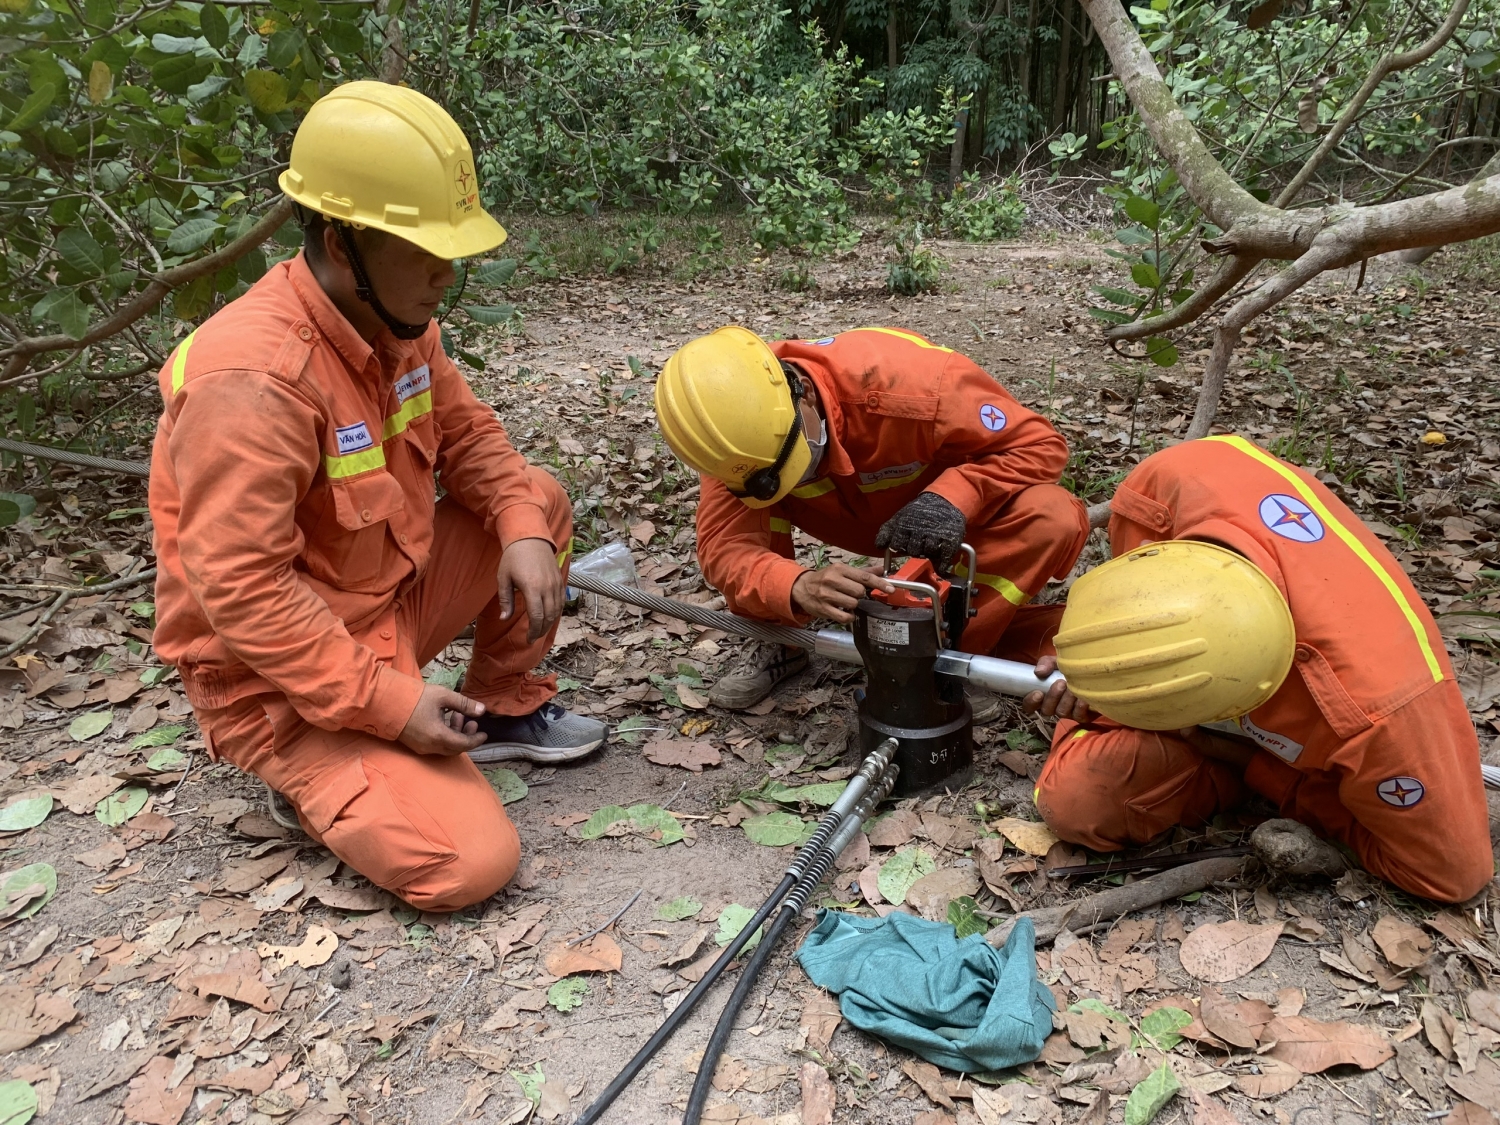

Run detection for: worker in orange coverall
[[1025, 436, 1491, 904], [653, 326, 1090, 711], [149, 84, 605, 912]]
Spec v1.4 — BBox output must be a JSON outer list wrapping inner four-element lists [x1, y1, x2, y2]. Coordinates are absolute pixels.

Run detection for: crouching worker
[[654, 326, 1090, 710], [1025, 436, 1491, 904], [149, 83, 604, 912]]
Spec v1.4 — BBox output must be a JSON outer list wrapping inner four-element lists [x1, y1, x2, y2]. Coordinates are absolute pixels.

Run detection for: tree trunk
[[377, 0, 407, 83], [1050, 0, 1075, 132], [1018, 0, 1038, 121], [949, 104, 969, 188], [887, 0, 901, 71]]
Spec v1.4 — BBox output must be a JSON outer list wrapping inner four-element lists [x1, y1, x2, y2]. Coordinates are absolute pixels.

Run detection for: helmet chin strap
[[333, 221, 430, 341]]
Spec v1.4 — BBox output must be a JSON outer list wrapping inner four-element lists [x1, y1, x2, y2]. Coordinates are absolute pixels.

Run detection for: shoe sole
[[467, 736, 605, 765]]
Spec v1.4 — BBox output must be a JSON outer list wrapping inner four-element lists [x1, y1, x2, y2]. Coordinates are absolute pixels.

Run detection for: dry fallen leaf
[[481, 991, 548, 1033], [905, 867, 979, 922], [1263, 1014, 1393, 1072], [1424, 998, 1457, 1060], [1470, 990, 1500, 1035], [1448, 1053, 1500, 1113], [867, 808, 920, 848], [970, 1086, 1013, 1125], [1232, 1056, 1301, 1098], [59, 773, 124, 815], [900, 1059, 954, 1109], [1178, 920, 1284, 983], [1200, 986, 1274, 1049], [1396, 1038, 1444, 1108], [258, 925, 338, 970], [123, 1055, 195, 1125], [799, 1061, 835, 1125], [1185, 1088, 1245, 1125], [1372, 914, 1432, 970], [1448, 1104, 1500, 1125], [990, 816, 1059, 857], [799, 991, 842, 1055], [642, 737, 721, 772], [676, 683, 710, 711], [544, 932, 623, 976]]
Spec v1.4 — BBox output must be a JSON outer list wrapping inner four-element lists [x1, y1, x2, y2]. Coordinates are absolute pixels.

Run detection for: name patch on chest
[[335, 421, 376, 454], [858, 461, 925, 486], [395, 364, 432, 405]]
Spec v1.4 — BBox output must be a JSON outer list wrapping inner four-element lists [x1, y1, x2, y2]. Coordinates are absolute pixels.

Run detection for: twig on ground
[[567, 887, 643, 947], [410, 967, 474, 1074]]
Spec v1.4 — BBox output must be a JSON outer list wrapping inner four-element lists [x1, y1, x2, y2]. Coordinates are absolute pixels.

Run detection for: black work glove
[[875, 491, 966, 566]]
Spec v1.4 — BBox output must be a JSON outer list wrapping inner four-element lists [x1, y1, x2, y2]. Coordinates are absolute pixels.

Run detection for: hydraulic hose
[[574, 739, 899, 1125], [682, 768, 899, 1125], [566, 571, 1065, 698]]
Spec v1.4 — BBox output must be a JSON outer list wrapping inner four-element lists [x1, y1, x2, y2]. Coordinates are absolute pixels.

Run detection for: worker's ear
[[322, 224, 349, 271]]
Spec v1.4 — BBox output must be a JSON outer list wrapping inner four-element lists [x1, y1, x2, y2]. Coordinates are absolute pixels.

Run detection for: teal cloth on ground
[[796, 910, 1055, 1073]]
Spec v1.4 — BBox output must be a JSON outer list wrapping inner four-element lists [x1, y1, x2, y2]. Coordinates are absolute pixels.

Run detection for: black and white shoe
[[467, 701, 607, 764]]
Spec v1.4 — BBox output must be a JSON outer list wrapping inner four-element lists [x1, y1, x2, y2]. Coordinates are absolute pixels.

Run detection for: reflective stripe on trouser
[[745, 482, 1088, 657]]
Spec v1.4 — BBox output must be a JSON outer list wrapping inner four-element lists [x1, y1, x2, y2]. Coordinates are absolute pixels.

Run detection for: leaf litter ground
[[0, 228, 1499, 1124]]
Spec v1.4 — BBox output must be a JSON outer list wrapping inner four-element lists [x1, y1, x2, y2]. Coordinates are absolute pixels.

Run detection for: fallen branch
[[984, 854, 1250, 947]]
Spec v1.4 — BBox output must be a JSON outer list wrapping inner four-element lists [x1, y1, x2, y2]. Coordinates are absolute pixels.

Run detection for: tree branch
[[1276, 0, 1473, 208], [1103, 254, 1258, 342], [0, 198, 294, 373]]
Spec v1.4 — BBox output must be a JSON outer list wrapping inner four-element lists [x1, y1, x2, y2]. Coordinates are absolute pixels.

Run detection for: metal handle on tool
[[567, 570, 1065, 698], [681, 769, 898, 1125]]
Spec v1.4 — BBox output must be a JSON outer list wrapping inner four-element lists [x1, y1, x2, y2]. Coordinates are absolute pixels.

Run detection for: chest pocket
[[1294, 642, 1373, 740], [850, 391, 940, 420], [318, 471, 406, 589]]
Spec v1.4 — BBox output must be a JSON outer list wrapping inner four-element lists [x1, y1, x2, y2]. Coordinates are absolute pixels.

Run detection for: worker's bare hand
[[791, 564, 895, 623], [1178, 725, 1256, 769], [497, 537, 564, 643], [1020, 654, 1091, 723], [399, 684, 487, 756]]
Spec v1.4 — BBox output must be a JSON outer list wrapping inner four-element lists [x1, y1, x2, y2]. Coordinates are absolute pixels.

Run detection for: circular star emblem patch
[[1259, 493, 1326, 543], [979, 404, 1008, 432], [1376, 776, 1425, 808]]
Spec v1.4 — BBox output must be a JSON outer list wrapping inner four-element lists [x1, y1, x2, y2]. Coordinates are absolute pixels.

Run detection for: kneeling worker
[[149, 83, 604, 912], [1026, 436, 1491, 903], [654, 326, 1090, 708]]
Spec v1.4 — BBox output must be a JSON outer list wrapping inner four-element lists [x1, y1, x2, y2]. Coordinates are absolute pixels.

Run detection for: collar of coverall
[[1133, 518, 1289, 604], [287, 250, 422, 378], [777, 357, 854, 480]]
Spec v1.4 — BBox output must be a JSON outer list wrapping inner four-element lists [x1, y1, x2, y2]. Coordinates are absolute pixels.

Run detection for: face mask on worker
[[797, 412, 826, 484]]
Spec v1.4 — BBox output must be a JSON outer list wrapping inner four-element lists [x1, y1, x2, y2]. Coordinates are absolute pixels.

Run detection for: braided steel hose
[[0, 438, 151, 478]]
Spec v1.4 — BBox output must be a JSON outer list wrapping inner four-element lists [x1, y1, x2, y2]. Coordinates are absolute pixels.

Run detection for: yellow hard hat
[[278, 81, 506, 260], [1053, 540, 1295, 730], [655, 327, 811, 509]]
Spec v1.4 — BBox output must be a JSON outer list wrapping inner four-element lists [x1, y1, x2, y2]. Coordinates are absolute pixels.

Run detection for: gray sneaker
[[468, 701, 606, 764], [263, 780, 302, 832], [708, 641, 810, 711], [965, 685, 1003, 724]]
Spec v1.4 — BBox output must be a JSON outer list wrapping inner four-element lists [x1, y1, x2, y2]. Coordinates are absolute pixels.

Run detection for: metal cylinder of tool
[[852, 596, 972, 797]]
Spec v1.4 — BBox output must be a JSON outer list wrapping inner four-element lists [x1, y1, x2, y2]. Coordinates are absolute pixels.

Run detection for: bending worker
[[149, 83, 604, 912], [1025, 436, 1491, 903], [654, 326, 1089, 710]]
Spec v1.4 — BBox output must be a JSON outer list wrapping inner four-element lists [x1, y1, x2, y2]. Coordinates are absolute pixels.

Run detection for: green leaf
[[266, 28, 305, 69], [321, 19, 368, 57], [547, 977, 589, 1012], [35, 290, 88, 340], [947, 895, 986, 939], [68, 710, 112, 742], [878, 847, 936, 906], [758, 780, 845, 807], [1074, 997, 1129, 1022], [511, 1063, 545, 1106], [8, 83, 55, 132], [0, 796, 51, 833], [626, 803, 683, 845], [132, 725, 184, 750], [152, 33, 201, 55], [200, 2, 230, 49], [463, 303, 516, 326], [1140, 1006, 1193, 1051], [57, 229, 105, 276], [139, 667, 172, 687], [555, 676, 583, 691], [1004, 729, 1046, 752], [167, 217, 221, 255], [1124, 1061, 1181, 1125], [1145, 337, 1180, 368], [0, 494, 34, 521], [742, 811, 815, 847], [614, 716, 655, 745], [714, 903, 763, 951], [1093, 285, 1142, 307], [96, 787, 148, 826], [579, 805, 630, 839], [0, 1079, 38, 1125], [473, 258, 519, 287], [1088, 307, 1135, 326], [424, 664, 464, 689], [655, 895, 703, 921], [1130, 261, 1161, 289], [1124, 195, 1160, 230], [2, 863, 56, 920], [146, 747, 188, 771], [484, 767, 529, 805], [244, 70, 290, 114], [0, 501, 19, 530]]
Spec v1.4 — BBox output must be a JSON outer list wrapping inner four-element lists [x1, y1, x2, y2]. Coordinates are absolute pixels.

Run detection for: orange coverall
[[1036, 436, 1492, 903], [696, 328, 1089, 656], [150, 253, 570, 911]]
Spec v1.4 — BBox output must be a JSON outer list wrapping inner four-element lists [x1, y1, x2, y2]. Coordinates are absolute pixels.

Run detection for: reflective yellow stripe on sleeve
[[1204, 434, 1443, 683], [169, 330, 198, 396], [852, 327, 952, 353], [790, 478, 837, 499], [557, 536, 574, 569], [382, 390, 434, 440], [769, 517, 793, 534], [323, 446, 387, 479]]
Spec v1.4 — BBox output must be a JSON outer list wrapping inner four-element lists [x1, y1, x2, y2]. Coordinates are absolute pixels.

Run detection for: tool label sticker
[[1259, 493, 1325, 543], [394, 364, 431, 404], [334, 421, 375, 454], [867, 618, 910, 646], [1377, 776, 1425, 808], [978, 404, 1008, 432]]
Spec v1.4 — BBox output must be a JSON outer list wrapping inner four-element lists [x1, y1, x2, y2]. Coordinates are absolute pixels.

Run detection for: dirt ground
[[2, 223, 1500, 1125]]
